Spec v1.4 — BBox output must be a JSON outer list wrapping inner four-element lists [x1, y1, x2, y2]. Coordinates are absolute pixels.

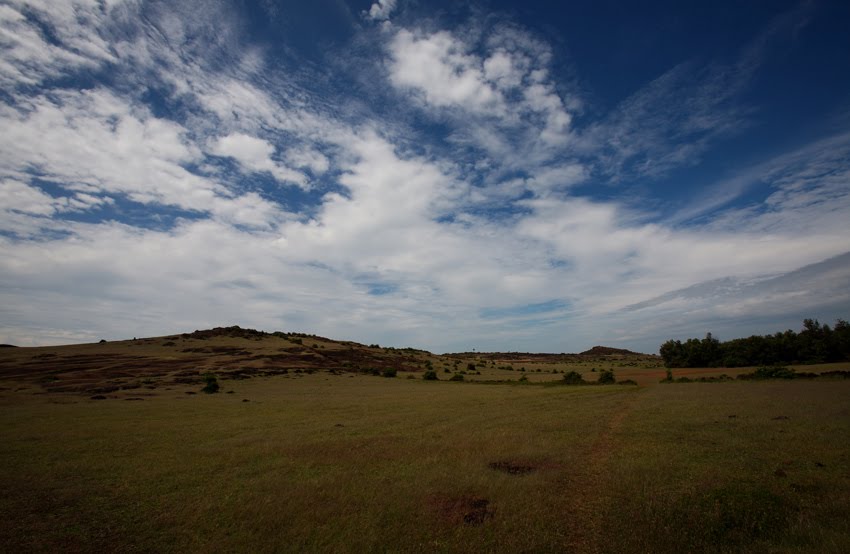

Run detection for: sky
[[1, 0, 850, 353]]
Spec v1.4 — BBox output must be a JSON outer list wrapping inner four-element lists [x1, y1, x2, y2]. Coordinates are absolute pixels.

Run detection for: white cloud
[[386, 23, 577, 176], [483, 50, 525, 89], [0, 1, 123, 88], [389, 29, 505, 115], [365, 0, 397, 21], [0, 179, 57, 216], [0, 88, 290, 229], [209, 133, 307, 186], [285, 147, 330, 174]]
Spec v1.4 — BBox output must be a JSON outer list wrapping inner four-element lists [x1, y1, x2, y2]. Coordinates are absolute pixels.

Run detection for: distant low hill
[[579, 346, 643, 356], [448, 346, 651, 360]]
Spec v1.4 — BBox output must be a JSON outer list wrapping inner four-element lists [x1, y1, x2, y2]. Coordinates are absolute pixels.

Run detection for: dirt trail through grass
[[564, 389, 644, 553]]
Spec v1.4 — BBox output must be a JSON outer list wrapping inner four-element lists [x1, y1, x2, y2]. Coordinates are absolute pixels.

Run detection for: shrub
[[444, 368, 451, 373], [467, 362, 476, 372], [751, 365, 796, 380], [422, 370, 438, 380], [618, 379, 638, 385], [562, 371, 585, 385], [518, 375, 529, 383], [201, 373, 220, 394], [382, 368, 397, 378], [449, 373, 464, 382], [597, 370, 616, 384]]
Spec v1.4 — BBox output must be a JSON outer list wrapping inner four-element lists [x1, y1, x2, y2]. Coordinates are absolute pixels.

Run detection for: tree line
[[659, 318, 850, 368]]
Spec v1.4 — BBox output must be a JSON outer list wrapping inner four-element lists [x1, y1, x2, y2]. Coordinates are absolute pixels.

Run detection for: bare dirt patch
[[427, 494, 494, 526], [488, 460, 536, 475]]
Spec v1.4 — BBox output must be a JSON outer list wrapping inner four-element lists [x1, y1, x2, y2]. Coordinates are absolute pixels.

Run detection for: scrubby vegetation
[[201, 373, 219, 394], [562, 371, 585, 385], [597, 369, 616, 384], [660, 318, 850, 368], [662, 365, 850, 384]]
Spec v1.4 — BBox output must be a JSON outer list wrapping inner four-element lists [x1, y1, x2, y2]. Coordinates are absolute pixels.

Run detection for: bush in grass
[[467, 362, 476, 372], [449, 373, 464, 382], [422, 370, 438, 380], [201, 373, 219, 394], [382, 368, 397, 378], [518, 375, 529, 383], [562, 371, 586, 385], [597, 370, 616, 384], [749, 365, 796, 380], [444, 368, 451, 373], [618, 379, 638, 385]]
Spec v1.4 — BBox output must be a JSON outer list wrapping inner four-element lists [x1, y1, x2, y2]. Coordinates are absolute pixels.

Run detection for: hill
[[579, 346, 643, 356], [0, 326, 660, 396], [0, 326, 433, 395]]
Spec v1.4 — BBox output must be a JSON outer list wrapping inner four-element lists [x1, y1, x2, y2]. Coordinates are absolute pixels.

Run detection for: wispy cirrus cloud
[[0, 0, 118, 87], [581, 2, 816, 182]]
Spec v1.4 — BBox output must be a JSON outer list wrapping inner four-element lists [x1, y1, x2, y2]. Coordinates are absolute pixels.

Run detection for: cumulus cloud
[[385, 22, 577, 185], [389, 29, 505, 115]]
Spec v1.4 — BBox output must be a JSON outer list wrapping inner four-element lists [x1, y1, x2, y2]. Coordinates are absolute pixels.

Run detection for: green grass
[[598, 381, 850, 553], [1, 374, 848, 552]]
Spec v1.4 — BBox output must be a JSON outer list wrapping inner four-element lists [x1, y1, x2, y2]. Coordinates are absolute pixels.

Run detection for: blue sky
[[1, 0, 850, 353]]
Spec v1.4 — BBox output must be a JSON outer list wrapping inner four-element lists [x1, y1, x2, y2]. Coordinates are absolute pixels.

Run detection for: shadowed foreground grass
[[1, 375, 848, 552]]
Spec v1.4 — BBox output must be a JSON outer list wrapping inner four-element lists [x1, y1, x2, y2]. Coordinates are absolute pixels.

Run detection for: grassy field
[[2, 363, 850, 552]]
